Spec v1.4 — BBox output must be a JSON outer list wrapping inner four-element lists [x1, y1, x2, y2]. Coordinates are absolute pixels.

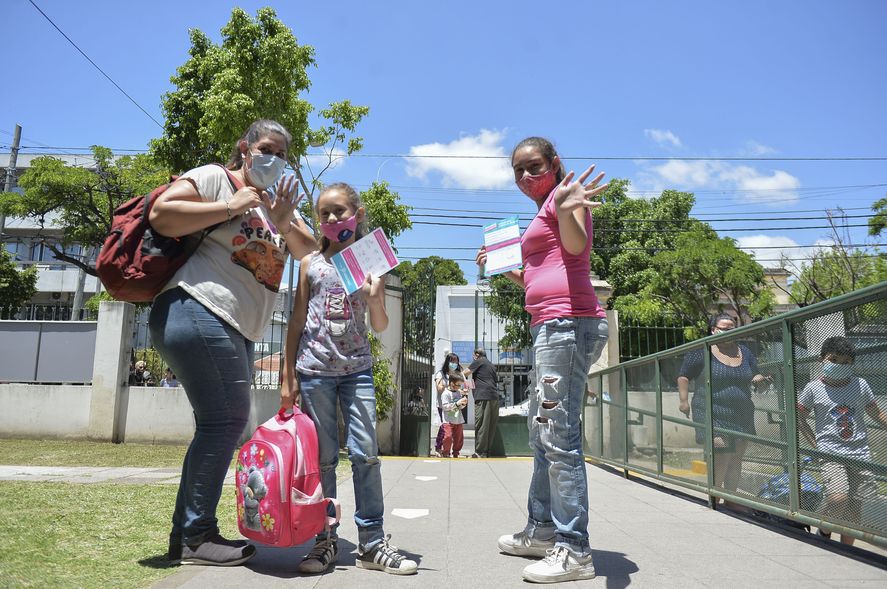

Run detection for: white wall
[[0, 384, 91, 438]]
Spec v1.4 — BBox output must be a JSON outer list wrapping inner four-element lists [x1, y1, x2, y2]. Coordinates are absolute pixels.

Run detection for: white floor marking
[[423, 460, 441, 463], [415, 476, 438, 482], [392, 508, 430, 520]]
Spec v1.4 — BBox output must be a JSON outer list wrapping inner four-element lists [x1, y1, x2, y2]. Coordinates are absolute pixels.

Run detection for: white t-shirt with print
[[798, 377, 875, 460], [160, 164, 288, 342]]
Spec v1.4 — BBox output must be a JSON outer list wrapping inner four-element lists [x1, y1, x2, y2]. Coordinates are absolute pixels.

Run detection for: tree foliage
[[788, 249, 886, 306], [0, 249, 38, 317], [483, 275, 532, 351], [870, 195, 887, 237], [0, 147, 168, 275], [397, 256, 467, 354], [361, 181, 413, 246], [150, 7, 316, 172], [615, 229, 774, 336]]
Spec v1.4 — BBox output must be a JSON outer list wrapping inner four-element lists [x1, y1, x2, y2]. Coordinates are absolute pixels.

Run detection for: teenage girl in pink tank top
[[477, 137, 609, 583]]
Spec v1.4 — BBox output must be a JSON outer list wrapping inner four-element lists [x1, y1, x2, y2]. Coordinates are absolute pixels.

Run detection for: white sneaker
[[522, 546, 596, 583], [497, 531, 556, 557], [357, 535, 418, 575], [298, 538, 337, 574]]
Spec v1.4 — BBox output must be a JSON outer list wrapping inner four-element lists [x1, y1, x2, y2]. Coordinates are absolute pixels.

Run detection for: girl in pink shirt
[[478, 137, 608, 583]]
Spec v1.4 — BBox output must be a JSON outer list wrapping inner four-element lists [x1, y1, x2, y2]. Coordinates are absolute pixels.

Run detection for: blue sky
[[4, 0, 887, 281]]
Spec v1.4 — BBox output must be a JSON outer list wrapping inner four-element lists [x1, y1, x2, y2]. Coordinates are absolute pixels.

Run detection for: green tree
[[616, 229, 775, 335], [397, 256, 467, 354], [483, 274, 531, 350], [788, 249, 887, 306], [870, 195, 887, 237], [0, 249, 38, 318], [0, 147, 168, 275], [361, 181, 413, 246]]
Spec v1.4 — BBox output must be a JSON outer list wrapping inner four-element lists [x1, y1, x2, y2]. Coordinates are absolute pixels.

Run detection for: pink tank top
[[520, 190, 606, 326]]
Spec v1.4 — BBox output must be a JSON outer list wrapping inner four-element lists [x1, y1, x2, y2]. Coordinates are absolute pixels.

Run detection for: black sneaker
[[168, 532, 248, 565], [180, 533, 256, 566], [298, 538, 338, 574], [357, 535, 418, 575]]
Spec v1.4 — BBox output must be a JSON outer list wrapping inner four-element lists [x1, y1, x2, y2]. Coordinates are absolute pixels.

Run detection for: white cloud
[[644, 128, 682, 148], [303, 147, 347, 173], [736, 235, 807, 269], [743, 141, 778, 156], [405, 129, 513, 190], [636, 160, 801, 205]]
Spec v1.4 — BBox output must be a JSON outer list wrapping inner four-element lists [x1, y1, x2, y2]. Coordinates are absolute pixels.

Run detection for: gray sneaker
[[298, 538, 338, 574], [522, 546, 596, 583], [180, 533, 256, 566], [498, 531, 556, 557], [357, 536, 418, 575]]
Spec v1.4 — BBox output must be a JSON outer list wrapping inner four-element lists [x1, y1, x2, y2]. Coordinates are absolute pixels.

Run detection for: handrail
[[584, 280, 887, 548]]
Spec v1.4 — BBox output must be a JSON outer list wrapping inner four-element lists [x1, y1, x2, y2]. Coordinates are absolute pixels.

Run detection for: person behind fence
[[129, 360, 154, 386], [477, 136, 608, 583], [433, 352, 464, 457], [160, 367, 179, 388], [406, 387, 428, 416], [463, 348, 499, 458], [440, 372, 468, 458], [147, 119, 317, 566], [677, 314, 771, 511], [280, 182, 418, 576], [797, 336, 887, 545]]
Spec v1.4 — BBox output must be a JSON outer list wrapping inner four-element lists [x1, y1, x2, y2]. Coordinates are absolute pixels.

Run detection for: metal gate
[[398, 270, 436, 455]]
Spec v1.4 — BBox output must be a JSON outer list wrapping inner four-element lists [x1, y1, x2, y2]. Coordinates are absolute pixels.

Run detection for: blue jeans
[[148, 288, 254, 545], [298, 368, 385, 549], [525, 317, 608, 556]]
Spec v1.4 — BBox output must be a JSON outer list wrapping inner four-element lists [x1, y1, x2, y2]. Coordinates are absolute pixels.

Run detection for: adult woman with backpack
[[148, 119, 316, 566]]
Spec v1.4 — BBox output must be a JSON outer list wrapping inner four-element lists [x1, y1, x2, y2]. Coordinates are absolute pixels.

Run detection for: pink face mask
[[320, 216, 358, 243], [517, 169, 557, 201]]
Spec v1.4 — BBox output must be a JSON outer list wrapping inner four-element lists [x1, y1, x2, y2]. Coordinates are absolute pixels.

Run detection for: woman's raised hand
[[261, 175, 306, 234], [554, 164, 608, 215]]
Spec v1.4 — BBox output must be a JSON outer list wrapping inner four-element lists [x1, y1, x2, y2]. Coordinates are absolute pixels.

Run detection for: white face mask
[[246, 152, 286, 189]]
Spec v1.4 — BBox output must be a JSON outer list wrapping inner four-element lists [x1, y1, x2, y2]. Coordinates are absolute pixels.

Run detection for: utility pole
[[1, 123, 22, 240]]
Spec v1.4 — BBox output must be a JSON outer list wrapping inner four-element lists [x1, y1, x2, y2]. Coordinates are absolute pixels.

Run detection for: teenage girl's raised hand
[[554, 164, 608, 216], [475, 245, 487, 267]]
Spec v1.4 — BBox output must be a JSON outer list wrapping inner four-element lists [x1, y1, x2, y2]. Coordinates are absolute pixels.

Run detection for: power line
[[27, 0, 163, 129], [9, 144, 887, 162], [396, 244, 886, 252]]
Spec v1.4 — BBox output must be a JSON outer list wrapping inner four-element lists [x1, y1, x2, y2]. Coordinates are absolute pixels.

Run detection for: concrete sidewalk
[[4, 458, 885, 587]]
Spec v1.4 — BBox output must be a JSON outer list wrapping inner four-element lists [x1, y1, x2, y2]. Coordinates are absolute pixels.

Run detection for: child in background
[[281, 182, 417, 576], [440, 372, 468, 458], [798, 336, 887, 545]]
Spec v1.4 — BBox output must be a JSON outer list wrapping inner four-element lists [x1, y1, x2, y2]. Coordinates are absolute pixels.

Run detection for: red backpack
[[95, 164, 241, 303], [235, 408, 340, 547]]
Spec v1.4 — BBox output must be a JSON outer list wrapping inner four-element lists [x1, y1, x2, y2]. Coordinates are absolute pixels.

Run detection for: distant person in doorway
[[433, 352, 464, 457], [463, 348, 499, 458]]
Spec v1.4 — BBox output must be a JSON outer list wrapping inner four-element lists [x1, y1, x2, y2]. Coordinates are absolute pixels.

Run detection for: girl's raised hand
[[553, 164, 608, 215], [361, 273, 386, 302]]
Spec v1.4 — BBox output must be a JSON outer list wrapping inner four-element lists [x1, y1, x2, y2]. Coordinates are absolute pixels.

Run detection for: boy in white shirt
[[797, 336, 887, 545], [440, 372, 468, 458]]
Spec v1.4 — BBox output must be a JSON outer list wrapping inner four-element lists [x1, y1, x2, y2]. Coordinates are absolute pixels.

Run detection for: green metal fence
[[586, 281, 887, 547]]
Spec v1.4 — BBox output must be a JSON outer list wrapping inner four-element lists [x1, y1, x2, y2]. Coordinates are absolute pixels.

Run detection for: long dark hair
[[511, 136, 566, 183], [226, 119, 293, 170], [439, 352, 461, 376]]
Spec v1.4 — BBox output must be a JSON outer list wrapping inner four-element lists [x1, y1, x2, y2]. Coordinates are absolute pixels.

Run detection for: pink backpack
[[235, 408, 340, 546]]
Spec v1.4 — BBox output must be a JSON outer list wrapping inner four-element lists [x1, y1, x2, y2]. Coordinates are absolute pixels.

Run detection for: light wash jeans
[[148, 287, 254, 545], [298, 368, 385, 549], [525, 316, 608, 556]]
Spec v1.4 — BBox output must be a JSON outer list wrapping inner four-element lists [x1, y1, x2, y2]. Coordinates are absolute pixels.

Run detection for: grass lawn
[[0, 439, 355, 588]]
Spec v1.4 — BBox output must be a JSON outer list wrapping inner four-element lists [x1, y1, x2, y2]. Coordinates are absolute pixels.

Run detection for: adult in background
[[433, 352, 464, 457], [677, 313, 771, 511], [148, 119, 316, 566], [478, 137, 608, 583], [463, 348, 499, 458]]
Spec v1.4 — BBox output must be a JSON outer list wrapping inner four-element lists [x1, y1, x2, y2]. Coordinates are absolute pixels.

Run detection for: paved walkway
[[3, 457, 885, 588]]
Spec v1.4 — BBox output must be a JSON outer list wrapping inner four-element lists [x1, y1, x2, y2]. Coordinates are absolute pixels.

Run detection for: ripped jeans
[[525, 317, 608, 556], [298, 368, 384, 549]]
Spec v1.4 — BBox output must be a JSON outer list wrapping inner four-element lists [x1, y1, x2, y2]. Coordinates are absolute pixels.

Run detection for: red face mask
[[517, 169, 557, 201]]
